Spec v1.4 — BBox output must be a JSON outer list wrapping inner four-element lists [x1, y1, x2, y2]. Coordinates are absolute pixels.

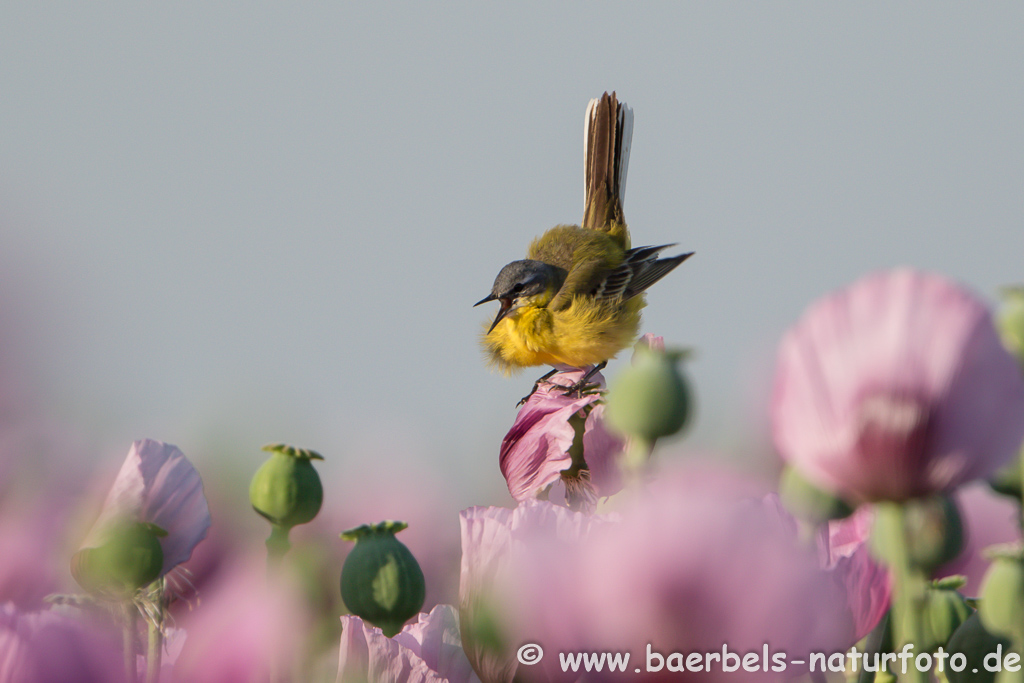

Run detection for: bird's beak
[[486, 299, 513, 334], [473, 293, 496, 307]]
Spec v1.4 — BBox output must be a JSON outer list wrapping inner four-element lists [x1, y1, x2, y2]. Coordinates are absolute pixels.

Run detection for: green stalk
[[145, 611, 162, 683], [266, 524, 291, 574], [875, 503, 930, 683], [621, 437, 654, 487], [122, 602, 139, 683], [995, 663, 1024, 682], [1006, 444, 1024, 683], [857, 611, 892, 683], [264, 524, 291, 683]]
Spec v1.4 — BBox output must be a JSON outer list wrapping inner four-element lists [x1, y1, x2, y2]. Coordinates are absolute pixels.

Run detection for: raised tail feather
[[583, 92, 633, 233]]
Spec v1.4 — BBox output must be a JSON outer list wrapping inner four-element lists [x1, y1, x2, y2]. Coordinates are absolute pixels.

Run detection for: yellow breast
[[481, 295, 645, 374]]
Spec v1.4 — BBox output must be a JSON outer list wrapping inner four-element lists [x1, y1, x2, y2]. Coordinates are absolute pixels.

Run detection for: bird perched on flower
[[475, 92, 692, 376]]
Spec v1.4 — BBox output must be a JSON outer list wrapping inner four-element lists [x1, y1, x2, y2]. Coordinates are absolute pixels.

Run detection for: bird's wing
[[548, 255, 609, 312], [591, 244, 694, 302]]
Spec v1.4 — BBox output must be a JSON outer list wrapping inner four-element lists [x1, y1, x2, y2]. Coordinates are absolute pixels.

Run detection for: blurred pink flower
[[633, 333, 665, 357], [772, 269, 1024, 503], [499, 368, 622, 507], [458, 502, 605, 683], [79, 439, 211, 577], [0, 603, 124, 683], [756, 495, 890, 642], [0, 504, 63, 609], [940, 482, 1023, 596], [337, 604, 481, 683], [818, 506, 892, 641], [458, 505, 518, 683], [769, 484, 1021, 640], [473, 468, 850, 682], [172, 557, 307, 683], [579, 404, 623, 498]]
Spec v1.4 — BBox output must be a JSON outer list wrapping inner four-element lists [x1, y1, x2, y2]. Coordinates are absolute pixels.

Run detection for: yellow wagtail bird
[[475, 92, 693, 382]]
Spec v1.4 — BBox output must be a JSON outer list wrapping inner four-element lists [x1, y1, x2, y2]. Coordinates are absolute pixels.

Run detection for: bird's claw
[[516, 378, 598, 406], [561, 380, 602, 399]]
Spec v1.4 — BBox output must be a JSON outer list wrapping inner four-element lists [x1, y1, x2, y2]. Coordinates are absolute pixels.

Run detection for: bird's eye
[[511, 283, 525, 294]]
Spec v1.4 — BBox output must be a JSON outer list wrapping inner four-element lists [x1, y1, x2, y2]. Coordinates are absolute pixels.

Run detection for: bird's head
[[474, 260, 564, 334]]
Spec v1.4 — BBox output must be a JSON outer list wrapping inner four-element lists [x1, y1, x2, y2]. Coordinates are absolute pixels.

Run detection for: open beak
[[473, 293, 496, 307], [486, 299, 513, 334]]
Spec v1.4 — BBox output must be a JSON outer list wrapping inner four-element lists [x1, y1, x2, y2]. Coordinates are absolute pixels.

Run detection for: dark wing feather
[[591, 245, 693, 302]]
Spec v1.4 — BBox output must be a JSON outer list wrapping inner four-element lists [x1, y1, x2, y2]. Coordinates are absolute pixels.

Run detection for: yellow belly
[[482, 295, 645, 373]]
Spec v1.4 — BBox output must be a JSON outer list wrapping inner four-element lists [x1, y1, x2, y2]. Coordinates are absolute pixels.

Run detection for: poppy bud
[[72, 521, 166, 596], [605, 346, 692, 443], [946, 612, 1012, 683], [872, 497, 963, 574], [978, 544, 1024, 643], [249, 443, 324, 529], [906, 577, 973, 652], [997, 286, 1024, 370], [340, 521, 426, 637], [778, 466, 853, 524], [905, 496, 964, 572], [989, 454, 1022, 501]]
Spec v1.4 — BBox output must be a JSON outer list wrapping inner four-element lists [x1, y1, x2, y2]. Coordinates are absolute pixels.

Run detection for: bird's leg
[[563, 361, 608, 398], [516, 369, 559, 407]]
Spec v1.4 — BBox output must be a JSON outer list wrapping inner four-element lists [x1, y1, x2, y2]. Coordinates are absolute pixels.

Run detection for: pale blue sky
[[1, 4, 1022, 499]]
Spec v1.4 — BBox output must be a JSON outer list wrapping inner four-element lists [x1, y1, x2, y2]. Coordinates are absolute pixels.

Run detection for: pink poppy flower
[[0, 504, 63, 609], [772, 269, 1024, 503], [579, 404, 623, 498], [79, 439, 211, 577], [634, 333, 665, 356], [477, 467, 850, 682], [458, 502, 606, 683], [0, 603, 124, 683], [499, 369, 622, 507], [817, 506, 892, 641], [337, 604, 481, 683], [772, 484, 1019, 641], [755, 493, 889, 641], [172, 557, 307, 683]]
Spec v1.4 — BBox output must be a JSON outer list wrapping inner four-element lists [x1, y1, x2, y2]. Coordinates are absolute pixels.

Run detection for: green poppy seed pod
[[72, 521, 166, 596], [605, 346, 692, 442], [946, 612, 1012, 683], [989, 450, 1022, 501], [249, 443, 324, 529], [997, 286, 1024, 370], [910, 581, 973, 652], [870, 498, 963, 574], [340, 521, 425, 637], [901, 496, 964, 572], [978, 545, 1024, 643], [778, 466, 853, 525]]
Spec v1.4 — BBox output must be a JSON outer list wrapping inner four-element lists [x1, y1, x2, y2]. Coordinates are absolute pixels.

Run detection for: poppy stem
[[266, 524, 292, 572], [875, 503, 930, 683], [122, 602, 139, 683], [145, 606, 162, 683], [621, 436, 655, 487]]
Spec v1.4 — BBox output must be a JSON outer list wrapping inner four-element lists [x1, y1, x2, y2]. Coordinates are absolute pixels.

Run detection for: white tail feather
[[617, 102, 633, 210], [584, 97, 600, 209]]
